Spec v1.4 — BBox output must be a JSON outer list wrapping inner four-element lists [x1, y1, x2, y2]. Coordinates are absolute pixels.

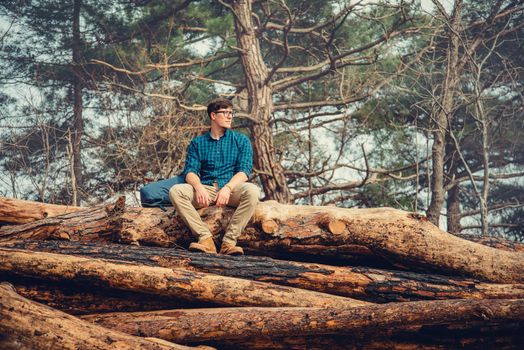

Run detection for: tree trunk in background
[[446, 140, 461, 233], [72, 0, 84, 206], [426, 1, 463, 225], [231, 0, 292, 203], [447, 183, 462, 233]]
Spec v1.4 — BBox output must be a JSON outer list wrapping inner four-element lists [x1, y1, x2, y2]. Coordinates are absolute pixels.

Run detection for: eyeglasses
[[214, 110, 235, 117]]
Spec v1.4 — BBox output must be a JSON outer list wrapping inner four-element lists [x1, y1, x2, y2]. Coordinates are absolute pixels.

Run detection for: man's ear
[[210, 112, 216, 121]]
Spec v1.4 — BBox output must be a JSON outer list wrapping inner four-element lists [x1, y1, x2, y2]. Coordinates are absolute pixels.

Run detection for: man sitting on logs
[[169, 98, 260, 256]]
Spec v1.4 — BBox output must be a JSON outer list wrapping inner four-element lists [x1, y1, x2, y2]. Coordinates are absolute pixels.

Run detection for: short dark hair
[[207, 98, 233, 118]]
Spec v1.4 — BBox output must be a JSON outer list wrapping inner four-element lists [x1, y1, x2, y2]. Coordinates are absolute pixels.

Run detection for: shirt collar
[[208, 128, 229, 141]]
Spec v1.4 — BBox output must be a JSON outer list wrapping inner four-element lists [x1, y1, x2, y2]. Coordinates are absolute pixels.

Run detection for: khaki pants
[[169, 182, 260, 245]]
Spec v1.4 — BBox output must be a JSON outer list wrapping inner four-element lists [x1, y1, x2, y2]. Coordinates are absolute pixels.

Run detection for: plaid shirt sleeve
[[235, 134, 253, 177], [182, 140, 201, 178]]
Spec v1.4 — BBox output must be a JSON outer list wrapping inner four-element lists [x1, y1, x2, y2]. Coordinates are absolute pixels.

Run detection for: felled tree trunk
[[8, 240, 524, 303], [0, 283, 208, 350], [0, 198, 124, 242], [0, 247, 370, 308], [2, 198, 523, 283], [1, 274, 212, 315], [81, 299, 524, 343], [4, 196, 523, 251], [0, 196, 82, 225], [218, 325, 524, 350], [216, 337, 445, 350], [454, 233, 524, 252]]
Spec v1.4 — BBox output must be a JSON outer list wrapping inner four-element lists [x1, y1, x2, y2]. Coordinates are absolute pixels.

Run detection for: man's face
[[211, 108, 234, 129]]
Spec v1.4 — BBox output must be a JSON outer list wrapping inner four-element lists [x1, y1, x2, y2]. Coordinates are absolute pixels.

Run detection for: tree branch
[[292, 173, 380, 200], [264, 0, 293, 85], [445, 172, 524, 191], [272, 26, 419, 91], [460, 201, 523, 219], [262, 1, 361, 35]]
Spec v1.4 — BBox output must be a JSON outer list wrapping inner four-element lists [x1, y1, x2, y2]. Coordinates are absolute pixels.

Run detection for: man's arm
[[225, 172, 248, 190], [183, 140, 211, 207], [215, 172, 248, 206], [185, 172, 213, 207]]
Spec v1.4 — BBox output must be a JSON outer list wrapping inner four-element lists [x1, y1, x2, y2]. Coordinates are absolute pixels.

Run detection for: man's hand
[[215, 186, 231, 207], [195, 185, 212, 207]]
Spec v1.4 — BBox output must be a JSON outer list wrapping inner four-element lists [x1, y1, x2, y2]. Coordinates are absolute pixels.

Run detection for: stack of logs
[[1, 196, 523, 349]]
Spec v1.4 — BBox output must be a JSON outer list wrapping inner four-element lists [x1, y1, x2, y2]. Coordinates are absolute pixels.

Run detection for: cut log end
[[327, 220, 346, 235], [317, 214, 346, 235], [261, 220, 278, 234]]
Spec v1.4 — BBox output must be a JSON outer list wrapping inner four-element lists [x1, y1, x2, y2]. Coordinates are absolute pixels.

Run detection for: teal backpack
[[139, 175, 185, 211]]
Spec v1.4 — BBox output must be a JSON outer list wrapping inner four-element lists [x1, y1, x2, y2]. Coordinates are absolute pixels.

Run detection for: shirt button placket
[[216, 138, 221, 186]]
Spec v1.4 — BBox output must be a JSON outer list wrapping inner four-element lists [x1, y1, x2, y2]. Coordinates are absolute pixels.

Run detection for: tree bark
[[8, 240, 524, 303], [0, 247, 370, 308], [71, 0, 84, 206], [216, 337, 446, 350], [218, 323, 524, 350], [0, 197, 123, 243], [445, 141, 462, 233], [0, 283, 207, 350], [230, 0, 292, 203], [446, 183, 462, 234], [426, 1, 464, 225], [1, 274, 211, 315], [0, 196, 82, 225], [2, 199, 524, 283], [454, 233, 524, 252], [3, 196, 522, 249], [80, 299, 524, 343]]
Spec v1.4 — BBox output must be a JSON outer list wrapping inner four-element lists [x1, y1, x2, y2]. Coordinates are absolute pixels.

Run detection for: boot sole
[[189, 244, 216, 254]]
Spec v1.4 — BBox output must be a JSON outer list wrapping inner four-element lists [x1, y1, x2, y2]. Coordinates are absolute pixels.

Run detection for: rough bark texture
[[446, 146, 462, 234], [0, 283, 206, 350], [217, 324, 524, 350], [0, 198, 121, 242], [71, 0, 84, 206], [81, 299, 524, 343], [0, 196, 82, 224], [216, 337, 445, 350], [2, 195, 524, 348], [454, 233, 524, 252], [249, 203, 524, 283], [1, 274, 212, 315], [3, 195, 522, 250], [231, 0, 292, 202], [2, 199, 523, 283], [0, 247, 370, 308], [426, 1, 463, 225], [8, 240, 524, 303]]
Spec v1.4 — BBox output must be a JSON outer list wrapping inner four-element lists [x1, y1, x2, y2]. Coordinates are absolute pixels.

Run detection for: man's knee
[[169, 184, 192, 204], [240, 183, 260, 205]]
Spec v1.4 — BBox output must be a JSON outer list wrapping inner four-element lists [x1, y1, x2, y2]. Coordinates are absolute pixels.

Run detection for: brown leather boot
[[219, 242, 244, 256], [189, 237, 217, 254]]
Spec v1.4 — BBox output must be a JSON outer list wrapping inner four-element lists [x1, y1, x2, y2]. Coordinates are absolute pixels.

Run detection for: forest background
[[0, 0, 522, 241]]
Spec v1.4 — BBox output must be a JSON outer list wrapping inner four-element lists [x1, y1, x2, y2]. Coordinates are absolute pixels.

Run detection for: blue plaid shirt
[[182, 129, 253, 188]]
